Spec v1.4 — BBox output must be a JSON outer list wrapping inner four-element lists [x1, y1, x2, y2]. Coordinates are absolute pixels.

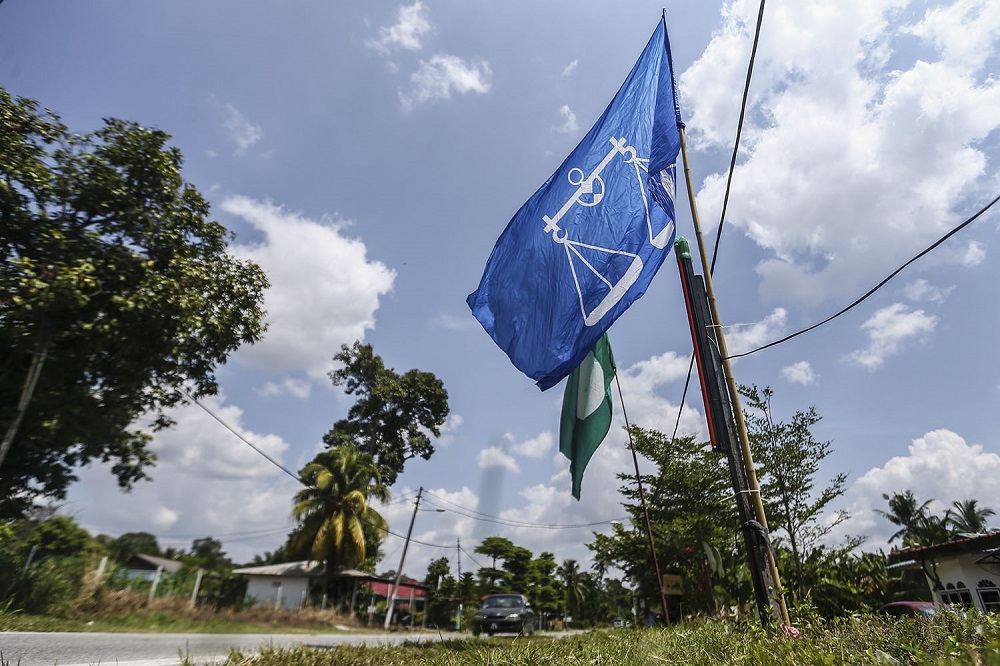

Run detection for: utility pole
[[384, 486, 423, 630], [456, 538, 463, 631]]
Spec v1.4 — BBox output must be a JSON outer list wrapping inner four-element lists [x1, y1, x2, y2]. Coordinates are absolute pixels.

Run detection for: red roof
[[367, 580, 428, 598]]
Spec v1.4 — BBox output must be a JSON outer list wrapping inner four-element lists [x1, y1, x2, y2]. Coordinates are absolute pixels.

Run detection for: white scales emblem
[[541, 136, 675, 326]]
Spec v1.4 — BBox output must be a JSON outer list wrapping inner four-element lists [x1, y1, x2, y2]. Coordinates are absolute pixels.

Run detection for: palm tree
[[946, 499, 996, 535], [908, 513, 953, 547], [876, 491, 932, 545], [558, 559, 585, 621], [291, 446, 390, 593]]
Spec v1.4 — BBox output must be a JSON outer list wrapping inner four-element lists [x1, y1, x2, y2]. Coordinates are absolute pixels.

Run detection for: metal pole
[[678, 125, 790, 626], [615, 374, 670, 626], [384, 486, 423, 630]]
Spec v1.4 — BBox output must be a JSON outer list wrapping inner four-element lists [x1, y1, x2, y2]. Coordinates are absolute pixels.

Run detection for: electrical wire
[[710, 0, 767, 277], [727, 192, 1000, 359], [181, 388, 301, 483], [674, 0, 767, 435], [423, 490, 626, 530]]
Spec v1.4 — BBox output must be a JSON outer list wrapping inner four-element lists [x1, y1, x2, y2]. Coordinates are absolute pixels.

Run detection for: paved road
[[0, 630, 452, 665]]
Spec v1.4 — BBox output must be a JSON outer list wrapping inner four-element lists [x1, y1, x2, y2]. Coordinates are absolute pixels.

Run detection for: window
[[978, 588, 1000, 613]]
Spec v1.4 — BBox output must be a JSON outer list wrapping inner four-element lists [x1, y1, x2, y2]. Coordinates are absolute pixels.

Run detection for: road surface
[[0, 630, 451, 665]]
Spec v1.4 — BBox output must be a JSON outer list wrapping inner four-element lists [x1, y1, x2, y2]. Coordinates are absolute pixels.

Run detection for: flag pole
[[677, 125, 790, 627]]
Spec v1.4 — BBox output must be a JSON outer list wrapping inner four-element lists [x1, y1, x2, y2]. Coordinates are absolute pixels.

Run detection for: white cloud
[[681, 0, 1000, 306], [836, 429, 1000, 551], [552, 105, 579, 134], [780, 361, 816, 385], [68, 395, 300, 562], [366, 1, 433, 55], [723, 308, 787, 357], [222, 196, 396, 385], [257, 378, 312, 400], [906, 0, 1000, 71], [961, 240, 986, 266], [223, 103, 263, 155], [618, 351, 707, 440], [510, 431, 555, 459], [399, 55, 492, 109], [903, 278, 954, 303], [846, 303, 937, 369], [561, 59, 579, 77], [436, 413, 464, 448], [477, 446, 519, 472], [431, 313, 479, 331]]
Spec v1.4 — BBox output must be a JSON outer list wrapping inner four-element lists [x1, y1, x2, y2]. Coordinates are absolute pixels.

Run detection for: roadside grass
[[0, 590, 363, 634], [208, 611, 1000, 665]]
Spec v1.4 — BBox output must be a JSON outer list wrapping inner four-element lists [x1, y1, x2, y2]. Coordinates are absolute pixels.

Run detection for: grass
[[204, 611, 1000, 665], [0, 589, 364, 634]]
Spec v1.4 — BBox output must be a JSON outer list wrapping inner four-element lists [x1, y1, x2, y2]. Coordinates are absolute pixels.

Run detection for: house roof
[[886, 532, 1000, 563], [232, 560, 324, 577], [126, 553, 184, 574]]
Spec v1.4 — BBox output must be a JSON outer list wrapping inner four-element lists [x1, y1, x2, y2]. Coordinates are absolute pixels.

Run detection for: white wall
[[244, 575, 310, 610]]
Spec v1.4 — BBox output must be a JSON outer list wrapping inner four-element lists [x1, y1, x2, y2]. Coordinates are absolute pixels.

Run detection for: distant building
[[232, 561, 429, 615], [887, 532, 1000, 613], [124, 553, 184, 581]]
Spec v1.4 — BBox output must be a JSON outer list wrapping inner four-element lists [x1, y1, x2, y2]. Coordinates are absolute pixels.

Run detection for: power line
[[727, 192, 1000, 359], [181, 388, 301, 483], [423, 490, 626, 530], [674, 0, 767, 438], [710, 0, 767, 277]]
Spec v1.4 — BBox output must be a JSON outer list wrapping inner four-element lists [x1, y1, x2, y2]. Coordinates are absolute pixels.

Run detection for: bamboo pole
[[677, 125, 790, 626]]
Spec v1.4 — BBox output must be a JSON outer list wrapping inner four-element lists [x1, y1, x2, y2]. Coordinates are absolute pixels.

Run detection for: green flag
[[559, 334, 616, 500]]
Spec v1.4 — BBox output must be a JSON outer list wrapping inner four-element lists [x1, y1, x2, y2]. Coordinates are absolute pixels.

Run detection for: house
[[232, 561, 430, 615], [232, 561, 323, 610], [124, 553, 184, 581], [887, 532, 1000, 613]]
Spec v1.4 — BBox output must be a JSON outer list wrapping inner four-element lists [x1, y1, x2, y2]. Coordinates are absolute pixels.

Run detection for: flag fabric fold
[[467, 16, 682, 390], [559, 334, 616, 500]]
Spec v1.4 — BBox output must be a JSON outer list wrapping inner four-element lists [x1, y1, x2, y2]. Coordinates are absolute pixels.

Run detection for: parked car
[[472, 594, 536, 636], [876, 601, 939, 618]]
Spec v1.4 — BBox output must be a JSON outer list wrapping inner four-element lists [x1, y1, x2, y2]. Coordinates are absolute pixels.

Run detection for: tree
[[291, 446, 390, 593], [876, 491, 933, 547], [946, 499, 995, 534], [109, 531, 161, 562], [588, 430, 734, 615], [474, 536, 518, 591], [558, 559, 585, 620], [741, 385, 851, 600], [27, 515, 91, 557], [185, 537, 230, 571], [323, 342, 449, 486], [0, 88, 268, 516]]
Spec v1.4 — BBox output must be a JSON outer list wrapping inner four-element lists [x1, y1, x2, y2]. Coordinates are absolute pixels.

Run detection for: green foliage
[[0, 87, 269, 516], [741, 385, 851, 603], [108, 531, 162, 562], [877, 491, 996, 548], [323, 342, 449, 486], [28, 515, 92, 557], [588, 430, 735, 615], [183, 537, 231, 572], [291, 446, 390, 575]]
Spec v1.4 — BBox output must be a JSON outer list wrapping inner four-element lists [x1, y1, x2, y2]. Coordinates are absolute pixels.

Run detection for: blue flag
[[467, 16, 683, 390]]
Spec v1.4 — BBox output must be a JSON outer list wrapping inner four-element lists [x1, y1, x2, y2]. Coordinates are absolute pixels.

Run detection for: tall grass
[[209, 611, 1000, 665]]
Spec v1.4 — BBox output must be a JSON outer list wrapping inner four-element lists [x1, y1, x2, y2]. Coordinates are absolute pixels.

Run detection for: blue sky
[[3, 0, 1000, 579]]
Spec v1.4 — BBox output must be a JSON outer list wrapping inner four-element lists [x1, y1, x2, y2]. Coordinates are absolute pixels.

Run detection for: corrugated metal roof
[[232, 560, 324, 577], [127, 553, 184, 574]]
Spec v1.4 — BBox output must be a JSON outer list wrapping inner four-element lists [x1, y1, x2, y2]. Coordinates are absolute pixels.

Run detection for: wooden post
[[190, 569, 204, 608], [148, 566, 163, 604], [678, 125, 790, 627]]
